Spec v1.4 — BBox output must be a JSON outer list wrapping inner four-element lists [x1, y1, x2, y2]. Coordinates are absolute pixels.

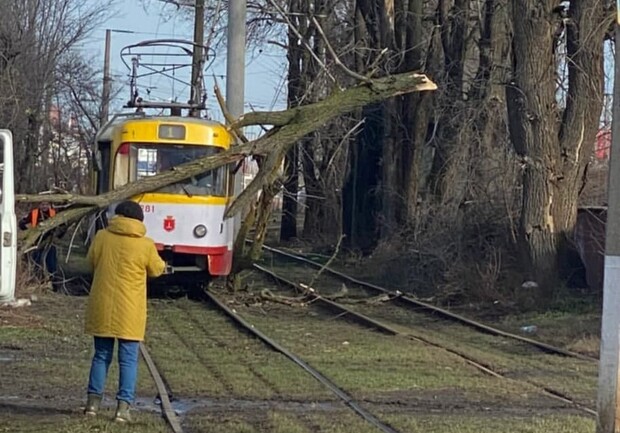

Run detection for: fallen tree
[[17, 72, 437, 256]]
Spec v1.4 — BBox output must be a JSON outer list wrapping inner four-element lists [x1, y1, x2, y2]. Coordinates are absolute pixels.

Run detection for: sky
[[81, 1, 288, 126], [81, 2, 616, 130]]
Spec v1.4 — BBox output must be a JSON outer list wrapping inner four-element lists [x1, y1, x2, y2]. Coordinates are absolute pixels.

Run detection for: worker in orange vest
[[19, 201, 59, 287], [19, 201, 57, 230]]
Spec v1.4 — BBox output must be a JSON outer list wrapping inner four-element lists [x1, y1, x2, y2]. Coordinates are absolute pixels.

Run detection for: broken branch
[[18, 71, 437, 252]]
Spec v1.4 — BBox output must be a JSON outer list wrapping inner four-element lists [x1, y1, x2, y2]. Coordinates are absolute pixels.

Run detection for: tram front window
[[131, 144, 228, 197]]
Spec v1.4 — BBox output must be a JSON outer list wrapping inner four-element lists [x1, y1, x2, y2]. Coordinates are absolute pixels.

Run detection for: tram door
[[0, 130, 16, 302]]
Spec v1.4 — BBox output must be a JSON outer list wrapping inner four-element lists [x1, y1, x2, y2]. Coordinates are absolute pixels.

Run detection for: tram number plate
[[141, 204, 155, 213]]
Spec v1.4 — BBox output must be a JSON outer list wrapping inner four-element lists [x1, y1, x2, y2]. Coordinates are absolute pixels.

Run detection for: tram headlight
[[193, 224, 207, 238]]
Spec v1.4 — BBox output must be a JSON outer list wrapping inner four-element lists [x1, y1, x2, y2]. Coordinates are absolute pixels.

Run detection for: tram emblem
[[163, 216, 176, 232]]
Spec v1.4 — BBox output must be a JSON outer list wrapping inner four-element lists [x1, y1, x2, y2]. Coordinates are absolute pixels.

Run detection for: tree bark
[[427, 0, 472, 209], [343, 103, 385, 251], [382, 0, 436, 230], [507, 0, 608, 288], [344, 0, 394, 250], [280, 0, 303, 242]]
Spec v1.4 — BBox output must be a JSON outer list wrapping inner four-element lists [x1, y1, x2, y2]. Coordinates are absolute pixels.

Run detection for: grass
[[347, 302, 598, 407], [235, 300, 568, 406], [0, 293, 164, 432], [384, 414, 594, 433], [1, 406, 169, 433], [146, 297, 333, 400], [263, 247, 604, 354], [184, 405, 596, 433], [494, 308, 601, 358], [185, 409, 381, 433]]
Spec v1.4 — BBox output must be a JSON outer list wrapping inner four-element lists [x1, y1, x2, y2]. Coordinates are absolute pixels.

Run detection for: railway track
[[138, 244, 596, 431], [201, 290, 403, 433], [261, 243, 596, 362], [140, 343, 184, 433], [141, 292, 404, 433], [252, 251, 598, 416]]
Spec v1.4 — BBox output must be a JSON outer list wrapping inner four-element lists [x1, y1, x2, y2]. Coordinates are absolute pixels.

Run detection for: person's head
[[115, 201, 144, 222], [39, 201, 51, 212], [158, 151, 173, 172]]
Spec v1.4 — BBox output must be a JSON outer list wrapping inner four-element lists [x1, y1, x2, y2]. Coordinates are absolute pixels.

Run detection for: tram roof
[[96, 113, 227, 143]]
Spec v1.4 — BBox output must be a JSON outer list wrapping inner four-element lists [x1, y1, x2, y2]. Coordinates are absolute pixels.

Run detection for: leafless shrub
[[15, 256, 44, 298], [0, 0, 115, 193], [359, 136, 524, 306]]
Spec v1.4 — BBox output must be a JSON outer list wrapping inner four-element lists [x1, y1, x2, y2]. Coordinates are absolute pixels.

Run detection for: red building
[[596, 129, 611, 160]]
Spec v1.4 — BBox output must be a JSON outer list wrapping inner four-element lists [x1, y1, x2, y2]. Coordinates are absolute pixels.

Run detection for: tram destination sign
[[158, 124, 186, 140]]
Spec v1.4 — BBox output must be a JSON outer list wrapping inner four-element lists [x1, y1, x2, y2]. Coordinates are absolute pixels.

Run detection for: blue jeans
[[87, 337, 140, 403]]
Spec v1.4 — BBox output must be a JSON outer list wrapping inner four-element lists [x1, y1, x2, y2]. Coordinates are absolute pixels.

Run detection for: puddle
[[133, 396, 342, 415]]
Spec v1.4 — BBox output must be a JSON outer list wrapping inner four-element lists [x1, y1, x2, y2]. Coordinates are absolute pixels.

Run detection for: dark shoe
[[84, 393, 101, 416], [114, 400, 132, 423]]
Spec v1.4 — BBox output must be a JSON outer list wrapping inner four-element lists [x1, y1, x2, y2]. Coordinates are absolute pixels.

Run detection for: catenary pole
[[101, 29, 134, 124], [226, 0, 246, 237], [101, 29, 112, 126], [596, 4, 620, 432]]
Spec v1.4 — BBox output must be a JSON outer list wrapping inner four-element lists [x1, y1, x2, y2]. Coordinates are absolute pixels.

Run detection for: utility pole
[[190, 0, 205, 117], [596, 6, 620, 433], [101, 29, 112, 127], [226, 0, 246, 236], [101, 29, 134, 125]]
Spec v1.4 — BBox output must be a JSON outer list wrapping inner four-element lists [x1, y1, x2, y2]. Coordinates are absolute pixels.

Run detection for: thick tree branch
[[18, 71, 437, 251], [232, 71, 436, 129]]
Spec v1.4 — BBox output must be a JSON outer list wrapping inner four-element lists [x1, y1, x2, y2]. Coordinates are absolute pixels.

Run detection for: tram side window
[[137, 148, 158, 177]]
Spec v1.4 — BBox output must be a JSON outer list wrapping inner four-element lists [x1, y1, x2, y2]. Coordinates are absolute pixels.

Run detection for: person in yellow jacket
[[83, 200, 166, 422]]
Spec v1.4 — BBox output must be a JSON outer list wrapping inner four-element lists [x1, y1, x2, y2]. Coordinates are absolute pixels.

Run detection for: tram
[[91, 40, 236, 279]]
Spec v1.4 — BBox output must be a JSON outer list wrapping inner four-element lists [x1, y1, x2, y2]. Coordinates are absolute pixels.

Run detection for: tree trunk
[[281, 146, 299, 241], [300, 128, 344, 243], [427, 0, 471, 210], [350, 0, 443, 241], [248, 156, 284, 261], [507, 0, 606, 288], [343, 103, 385, 252], [343, 0, 392, 250], [280, 0, 303, 242]]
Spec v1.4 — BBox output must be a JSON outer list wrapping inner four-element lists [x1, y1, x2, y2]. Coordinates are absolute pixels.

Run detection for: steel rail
[[253, 263, 597, 417], [261, 244, 597, 362], [203, 289, 403, 433], [140, 343, 184, 433]]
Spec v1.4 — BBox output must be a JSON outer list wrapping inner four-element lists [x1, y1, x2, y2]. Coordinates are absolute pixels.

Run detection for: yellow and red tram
[[92, 114, 235, 278]]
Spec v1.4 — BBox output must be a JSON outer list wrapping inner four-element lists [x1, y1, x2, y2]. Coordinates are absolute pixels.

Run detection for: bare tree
[[141, 0, 286, 49], [42, 51, 120, 194], [0, 0, 114, 193], [279, 0, 304, 241], [506, 0, 612, 289], [277, 0, 358, 243]]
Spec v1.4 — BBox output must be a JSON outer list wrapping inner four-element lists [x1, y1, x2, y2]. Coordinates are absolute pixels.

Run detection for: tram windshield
[[128, 144, 228, 197]]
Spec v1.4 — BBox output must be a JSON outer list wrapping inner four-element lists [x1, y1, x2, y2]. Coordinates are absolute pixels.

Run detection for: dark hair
[[115, 201, 144, 222]]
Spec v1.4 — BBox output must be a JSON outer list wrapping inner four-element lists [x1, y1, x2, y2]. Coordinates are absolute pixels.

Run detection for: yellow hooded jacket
[[85, 216, 165, 341]]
